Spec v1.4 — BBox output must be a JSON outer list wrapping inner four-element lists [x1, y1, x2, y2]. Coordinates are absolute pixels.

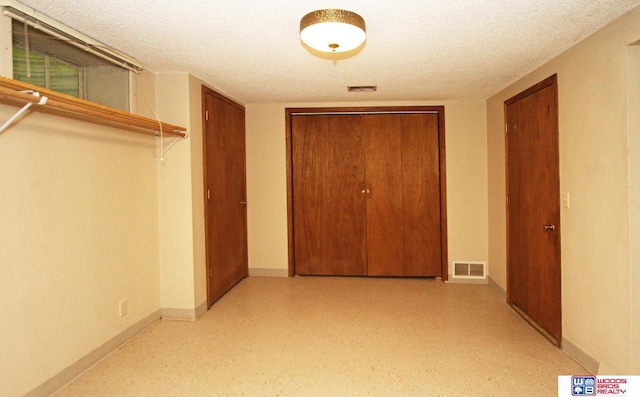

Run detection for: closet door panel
[[364, 114, 405, 276], [365, 113, 442, 277], [292, 115, 367, 275], [401, 113, 442, 276]]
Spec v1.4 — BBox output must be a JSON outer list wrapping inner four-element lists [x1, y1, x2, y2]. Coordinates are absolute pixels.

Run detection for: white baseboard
[[483, 275, 598, 374], [27, 301, 210, 397], [487, 276, 507, 298], [248, 268, 289, 277], [161, 301, 208, 321], [484, 277, 598, 374], [446, 276, 488, 285], [562, 338, 600, 374], [24, 310, 161, 397]]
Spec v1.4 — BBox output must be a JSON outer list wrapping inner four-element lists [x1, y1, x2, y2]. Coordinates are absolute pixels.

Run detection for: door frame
[[285, 106, 448, 279], [504, 74, 562, 344]]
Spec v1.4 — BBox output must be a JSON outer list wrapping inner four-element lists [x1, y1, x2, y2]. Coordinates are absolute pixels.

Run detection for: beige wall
[[487, 6, 640, 374], [0, 70, 162, 396], [0, 68, 214, 395], [188, 74, 208, 310], [155, 73, 197, 313], [155, 72, 210, 317], [629, 43, 640, 376], [245, 100, 489, 277]]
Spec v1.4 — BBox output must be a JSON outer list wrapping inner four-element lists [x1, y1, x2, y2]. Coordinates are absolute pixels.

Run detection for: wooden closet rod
[[0, 76, 187, 138]]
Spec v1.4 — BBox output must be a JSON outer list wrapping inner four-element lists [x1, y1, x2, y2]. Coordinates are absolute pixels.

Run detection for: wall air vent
[[452, 261, 486, 280], [348, 85, 377, 92]]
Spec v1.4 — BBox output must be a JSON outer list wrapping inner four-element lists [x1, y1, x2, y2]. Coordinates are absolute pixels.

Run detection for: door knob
[[240, 201, 247, 205], [543, 224, 555, 231], [361, 189, 370, 194]]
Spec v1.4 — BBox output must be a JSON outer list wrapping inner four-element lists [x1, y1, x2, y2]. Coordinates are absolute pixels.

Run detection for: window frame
[[0, 1, 142, 112]]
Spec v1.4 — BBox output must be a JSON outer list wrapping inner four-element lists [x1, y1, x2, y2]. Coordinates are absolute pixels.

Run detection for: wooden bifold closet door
[[291, 111, 444, 277]]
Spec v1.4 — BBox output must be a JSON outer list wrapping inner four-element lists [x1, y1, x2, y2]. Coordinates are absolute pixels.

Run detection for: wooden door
[[203, 87, 248, 305], [364, 113, 442, 276], [292, 114, 368, 276], [290, 109, 446, 278], [506, 75, 561, 344]]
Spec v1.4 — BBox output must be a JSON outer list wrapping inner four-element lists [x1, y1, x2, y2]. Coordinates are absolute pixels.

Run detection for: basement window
[[2, 2, 142, 112], [10, 19, 131, 111], [13, 45, 83, 98]]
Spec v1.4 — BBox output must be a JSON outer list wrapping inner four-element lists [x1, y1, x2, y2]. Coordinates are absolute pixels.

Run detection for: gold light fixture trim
[[300, 9, 366, 53]]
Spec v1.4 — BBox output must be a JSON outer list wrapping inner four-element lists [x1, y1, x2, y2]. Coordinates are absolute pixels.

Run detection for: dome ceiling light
[[299, 9, 366, 53]]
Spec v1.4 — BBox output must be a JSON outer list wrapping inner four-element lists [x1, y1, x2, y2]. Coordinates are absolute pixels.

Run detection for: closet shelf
[[0, 76, 187, 138]]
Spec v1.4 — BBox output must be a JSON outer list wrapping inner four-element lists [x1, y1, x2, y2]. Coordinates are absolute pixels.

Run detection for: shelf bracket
[[155, 134, 185, 162], [0, 90, 48, 134]]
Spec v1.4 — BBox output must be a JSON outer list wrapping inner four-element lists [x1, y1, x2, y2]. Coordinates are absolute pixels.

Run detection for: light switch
[[562, 193, 570, 209]]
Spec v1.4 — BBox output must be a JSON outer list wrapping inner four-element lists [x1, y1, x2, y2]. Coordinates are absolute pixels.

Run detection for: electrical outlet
[[119, 299, 128, 317]]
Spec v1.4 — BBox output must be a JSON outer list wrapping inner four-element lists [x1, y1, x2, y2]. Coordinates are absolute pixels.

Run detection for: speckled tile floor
[[52, 277, 586, 396]]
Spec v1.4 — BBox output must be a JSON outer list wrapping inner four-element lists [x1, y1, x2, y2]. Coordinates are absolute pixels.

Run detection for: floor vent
[[452, 261, 486, 279]]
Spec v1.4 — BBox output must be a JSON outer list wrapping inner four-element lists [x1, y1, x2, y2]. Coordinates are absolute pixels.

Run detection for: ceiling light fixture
[[300, 9, 366, 53]]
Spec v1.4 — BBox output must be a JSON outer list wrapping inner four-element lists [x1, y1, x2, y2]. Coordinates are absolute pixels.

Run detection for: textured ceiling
[[11, 0, 640, 103]]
